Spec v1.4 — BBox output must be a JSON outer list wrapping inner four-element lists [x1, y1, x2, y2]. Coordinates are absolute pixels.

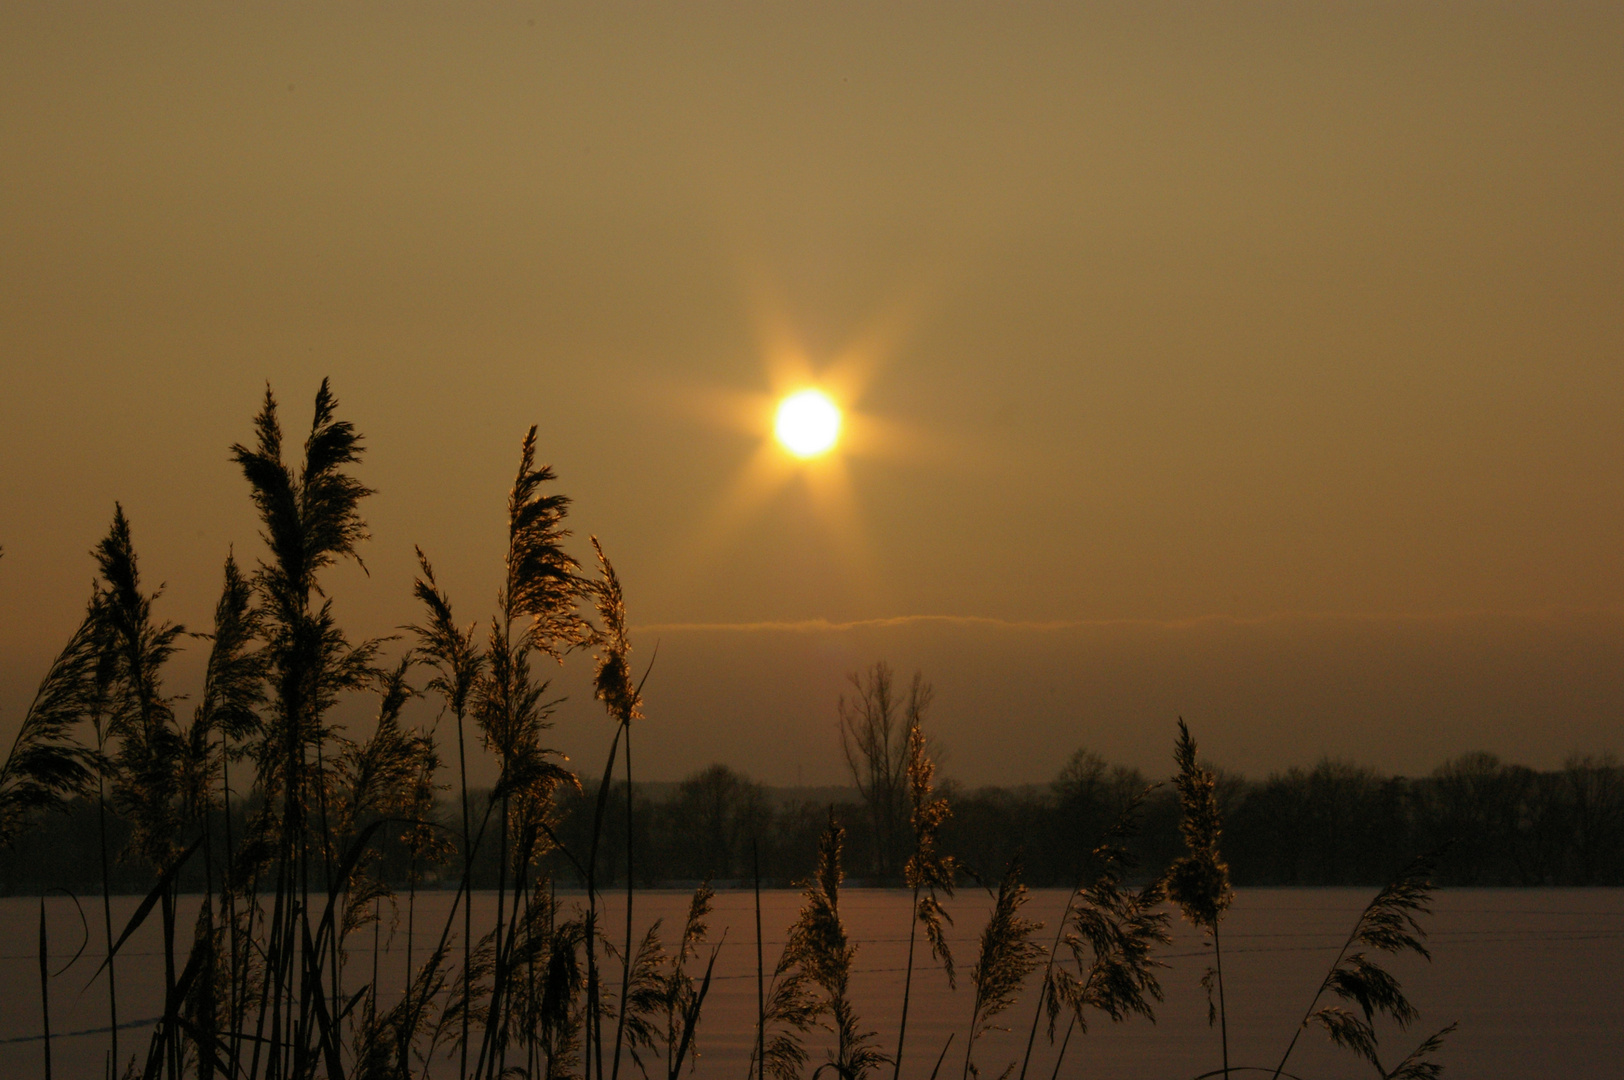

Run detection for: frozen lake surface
[[2, 887, 1620, 1078]]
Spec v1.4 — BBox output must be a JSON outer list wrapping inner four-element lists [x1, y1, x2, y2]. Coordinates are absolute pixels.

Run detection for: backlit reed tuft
[[1272, 850, 1456, 1080], [780, 814, 887, 1080], [408, 545, 487, 1077], [472, 425, 584, 1080], [1167, 718, 1234, 1077], [0, 588, 100, 847], [893, 708, 956, 1080], [961, 859, 1045, 1080], [1019, 786, 1170, 1080]]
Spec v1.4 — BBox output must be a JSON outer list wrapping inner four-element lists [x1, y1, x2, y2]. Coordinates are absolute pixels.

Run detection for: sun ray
[[800, 452, 885, 606], [661, 272, 960, 610]]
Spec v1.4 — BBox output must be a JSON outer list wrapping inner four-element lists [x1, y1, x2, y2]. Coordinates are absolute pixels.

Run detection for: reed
[[892, 710, 955, 1080], [586, 535, 647, 1080], [753, 885, 821, 1080], [1167, 719, 1235, 1080], [0, 590, 100, 848], [1017, 788, 1169, 1080], [93, 506, 194, 1080], [959, 860, 1045, 1080], [408, 547, 486, 1077], [780, 815, 885, 1080], [1270, 851, 1455, 1080], [472, 425, 585, 1080], [39, 897, 54, 1080]]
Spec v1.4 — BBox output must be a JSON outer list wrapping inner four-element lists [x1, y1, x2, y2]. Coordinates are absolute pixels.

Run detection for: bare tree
[[1565, 752, 1624, 885], [838, 662, 932, 880]]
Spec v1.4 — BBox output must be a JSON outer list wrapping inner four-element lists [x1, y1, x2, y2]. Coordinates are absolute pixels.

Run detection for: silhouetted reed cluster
[[0, 381, 1506, 1079]]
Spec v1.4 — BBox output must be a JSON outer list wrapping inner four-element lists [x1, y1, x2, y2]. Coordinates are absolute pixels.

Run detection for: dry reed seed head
[[194, 554, 269, 743], [1326, 952, 1418, 1028], [827, 992, 889, 1080], [817, 812, 846, 903], [968, 860, 1047, 1039], [1353, 852, 1440, 960], [1167, 720, 1233, 931], [1172, 719, 1225, 856], [907, 721, 935, 804], [407, 547, 486, 716], [1164, 852, 1233, 930], [783, 815, 861, 1008], [0, 596, 105, 845], [1055, 840, 1172, 1036], [1385, 1023, 1459, 1080], [1307, 852, 1451, 1080], [504, 426, 589, 660], [1309, 1006, 1383, 1071], [91, 507, 195, 867], [233, 382, 375, 606], [760, 961, 822, 1080], [918, 892, 958, 988], [612, 921, 671, 1069], [586, 539, 641, 727], [680, 880, 717, 964]]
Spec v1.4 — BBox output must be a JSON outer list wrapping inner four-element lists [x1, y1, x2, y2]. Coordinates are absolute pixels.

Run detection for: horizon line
[[631, 606, 1624, 635]]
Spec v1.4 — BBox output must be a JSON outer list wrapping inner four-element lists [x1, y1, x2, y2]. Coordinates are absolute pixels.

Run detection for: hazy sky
[[2, 4, 1620, 785]]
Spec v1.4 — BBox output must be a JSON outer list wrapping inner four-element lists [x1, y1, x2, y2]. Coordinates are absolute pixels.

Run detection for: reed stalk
[[1166, 720, 1234, 1080], [960, 860, 1044, 1080], [894, 706, 954, 1080], [1270, 851, 1452, 1080], [39, 898, 53, 1080], [585, 536, 646, 1080], [1017, 787, 1168, 1080], [755, 839, 766, 1080]]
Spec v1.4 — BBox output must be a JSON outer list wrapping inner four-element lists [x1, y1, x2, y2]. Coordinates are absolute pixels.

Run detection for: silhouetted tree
[[838, 662, 930, 880], [1565, 752, 1624, 885]]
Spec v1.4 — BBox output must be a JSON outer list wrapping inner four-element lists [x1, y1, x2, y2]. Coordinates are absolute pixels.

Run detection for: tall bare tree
[[837, 662, 931, 879]]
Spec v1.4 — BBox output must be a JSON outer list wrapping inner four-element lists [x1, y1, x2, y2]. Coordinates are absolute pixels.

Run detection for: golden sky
[[2, 4, 1620, 783]]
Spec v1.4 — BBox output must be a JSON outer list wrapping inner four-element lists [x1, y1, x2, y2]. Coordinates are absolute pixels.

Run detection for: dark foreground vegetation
[[0, 382, 1492, 1078]]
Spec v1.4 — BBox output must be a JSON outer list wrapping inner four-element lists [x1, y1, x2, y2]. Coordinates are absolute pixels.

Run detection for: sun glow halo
[[774, 389, 842, 458]]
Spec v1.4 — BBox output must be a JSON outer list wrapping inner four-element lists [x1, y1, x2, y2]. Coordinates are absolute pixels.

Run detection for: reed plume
[[1382, 1022, 1459, 1080], [95, 505, 186, 870], [609, 920, 668, 1077], [181, 555, 267, 1080], [351, 938, 452, 1080], [587, 535, 648, 1080], [893, 710, 956, 1080], [961, 860, 1045, 1080], [474, 425, 584, 1080], [754, 929, 820, 1080], [0, 596, 100, 847], [230, 379, 380, 1080], [612, 882, 723, 1080], [1019, 788, 1169, 1080], [93, 506, 194, 1080], [1166, 719, 1234, 1078], [1271, 851, 1455, 1080], [487, 895, 588, 1080], [408, 545, 487, 1076], [781, 814, 886, 1080]]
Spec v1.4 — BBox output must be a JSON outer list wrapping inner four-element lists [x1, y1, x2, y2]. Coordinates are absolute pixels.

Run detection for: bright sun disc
[[775, 389, 842, 458]]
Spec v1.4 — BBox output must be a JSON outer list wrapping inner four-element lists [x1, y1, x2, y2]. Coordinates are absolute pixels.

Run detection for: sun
[[774, 389, 842, 458]]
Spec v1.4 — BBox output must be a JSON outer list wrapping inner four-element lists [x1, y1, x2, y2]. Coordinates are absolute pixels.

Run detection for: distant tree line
[[6, 748, 1620, 893]]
